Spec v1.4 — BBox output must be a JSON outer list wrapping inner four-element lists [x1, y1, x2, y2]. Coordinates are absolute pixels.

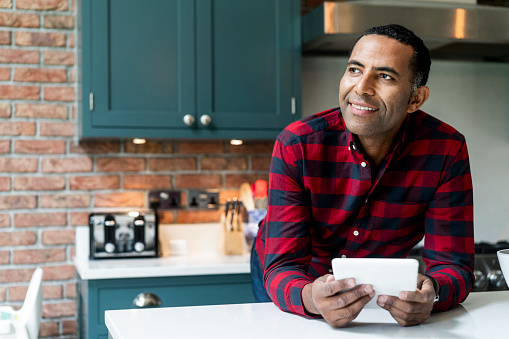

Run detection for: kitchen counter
[[106, 291, 509, 339], [74, 253, 250, 280]]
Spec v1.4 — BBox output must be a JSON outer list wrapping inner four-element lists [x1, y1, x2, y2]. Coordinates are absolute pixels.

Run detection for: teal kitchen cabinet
[[77, 273, 255, 339], [80, 0, 301, 140]]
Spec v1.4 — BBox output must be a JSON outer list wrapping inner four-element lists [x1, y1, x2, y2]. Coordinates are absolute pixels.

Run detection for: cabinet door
[[81, 0, 195, 137], [195, 0, 301, 137]]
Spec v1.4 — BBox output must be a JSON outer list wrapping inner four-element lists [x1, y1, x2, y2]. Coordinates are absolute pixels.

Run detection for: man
[[251, 24, 474, 327]]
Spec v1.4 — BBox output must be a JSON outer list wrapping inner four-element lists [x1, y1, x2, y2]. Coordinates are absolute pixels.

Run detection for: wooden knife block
[[219, 215, 244, 255]]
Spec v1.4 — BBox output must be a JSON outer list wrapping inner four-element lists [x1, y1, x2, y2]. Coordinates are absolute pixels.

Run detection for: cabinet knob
[[132, 292, 162, 308], [183, 114, 195, 126], [200, 114, 212, 126]]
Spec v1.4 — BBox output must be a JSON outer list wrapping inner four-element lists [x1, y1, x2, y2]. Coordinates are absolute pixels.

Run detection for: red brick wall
[[0, 1, 272, 338]]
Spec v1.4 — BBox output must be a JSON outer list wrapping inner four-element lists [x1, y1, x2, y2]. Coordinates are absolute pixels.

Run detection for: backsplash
[[0, 1, 272, 338]]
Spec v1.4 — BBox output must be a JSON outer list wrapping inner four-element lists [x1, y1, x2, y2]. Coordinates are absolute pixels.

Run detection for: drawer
[[94, 274, 254, 326]]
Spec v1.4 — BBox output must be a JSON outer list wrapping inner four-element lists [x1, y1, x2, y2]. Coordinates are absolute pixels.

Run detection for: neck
[[357, 134, 395, 168]]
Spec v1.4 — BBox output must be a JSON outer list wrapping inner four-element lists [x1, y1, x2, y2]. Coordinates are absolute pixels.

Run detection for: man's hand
[[376, 273, 436, 326], [302, 274, 375, 327]]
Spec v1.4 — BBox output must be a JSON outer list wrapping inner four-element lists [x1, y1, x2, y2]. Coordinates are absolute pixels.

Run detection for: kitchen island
[[106, 291, 509, 339]]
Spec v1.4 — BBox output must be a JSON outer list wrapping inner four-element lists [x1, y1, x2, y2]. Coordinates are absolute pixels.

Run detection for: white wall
[[302, 56, 509, 242]]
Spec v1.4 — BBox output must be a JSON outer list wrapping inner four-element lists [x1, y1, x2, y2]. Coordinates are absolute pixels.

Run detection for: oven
[[408, 241, 509, 292]]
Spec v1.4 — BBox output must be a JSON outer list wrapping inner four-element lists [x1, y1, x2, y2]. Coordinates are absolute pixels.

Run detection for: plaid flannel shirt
[[255, 107, 474, 316]]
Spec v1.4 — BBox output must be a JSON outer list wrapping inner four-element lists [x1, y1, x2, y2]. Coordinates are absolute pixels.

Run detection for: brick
[[175, 174, 222, 189], [15, 31, 65, 47], [13, 176, 65, 190], [228, 141, 274, 154], [0, 102, 11, 117], [42, 229, 74, 245], [69, 68, 74, 81], [0, 286, 4, 301], [0, 230, 36, 246], [0, 268, 34, 283], [40, 121, 75, 136], [124, 175, 172, 189], [0, 49, 39, 64], [43, 50, 74, 66], [65, 282, 75, 298], [148, 158, 196, 171], [39, 322, 59, 337], [0, 158, 38, 172], [251, 156, 271, 171], [14, 248, 65, 264], [94, 192, 144, 208], [176, 209, 222, 223], [14, 67, 67, 83], [41, 157, 93, 172], [14, 212, 66, 227], [44, 86, 74, 101], [42, 301, 75, 318], [15, 140, 65, 154], [0, 67, 10, 80], [96, 157, 145, 172], [225, 174, 270, 188], [40, 193, 90, 208], [15, 103, 67, 119], [157, 210, 174, 224], [69, 175, 120, 190], [17, 0, 68, 10], [0, 85, 39, 100], [0, 140, 9, 153], [124, 140, 174, 154], [0, 176, 10, 191], [42, 265, 74, 281], [9, 284, 62, 301], [177, 141, 224, 154], [201, 157, 247, 171], [0, 250, 9, 264], [0, 1, 12, 9], [70, 140, 120, 154], [0, 12, 39, 27], [44, 14, 74, 29], [62, 320, 76, 335], [70, 212, 88, 226], [0, 31, 10, 44], [0, 121, 35, 135], [0, 195, 37, 210], [0, 214, 9, 227]]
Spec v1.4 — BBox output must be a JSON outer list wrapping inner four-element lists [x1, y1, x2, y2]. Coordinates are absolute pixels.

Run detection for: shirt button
[[352, 144, 356, 150], [353, 230, 359, 236], [341, 254, 347, 258], [348, 146, 351, 151], [365, 198, 369, 204], [361, 162, 367, 167]]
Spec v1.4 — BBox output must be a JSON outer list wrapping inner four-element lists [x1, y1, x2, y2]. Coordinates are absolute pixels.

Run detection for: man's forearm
[[302, 282, 320, 315]]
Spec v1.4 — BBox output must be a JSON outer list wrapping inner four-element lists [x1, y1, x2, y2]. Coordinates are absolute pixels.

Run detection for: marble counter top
[[106, 291, 509, 339], [74, 253, 250, 280]]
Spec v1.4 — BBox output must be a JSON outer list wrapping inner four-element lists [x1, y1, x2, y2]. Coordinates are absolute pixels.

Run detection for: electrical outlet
[[149, 190, 182, 210], [187, 190, 219, 209]]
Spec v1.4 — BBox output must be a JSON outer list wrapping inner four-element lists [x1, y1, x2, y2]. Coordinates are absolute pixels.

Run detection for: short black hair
[[353, 24, 431, 91]]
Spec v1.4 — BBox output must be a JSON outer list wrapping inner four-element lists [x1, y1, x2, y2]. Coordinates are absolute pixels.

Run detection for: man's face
[[339, 34, 417, 141]]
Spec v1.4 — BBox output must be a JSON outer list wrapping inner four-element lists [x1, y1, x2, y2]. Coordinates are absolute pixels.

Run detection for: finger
[[315, 278, 356, 298], [377, 295, 431, 327], [400, 277, 435, 303], [327, 292, 374, 327]]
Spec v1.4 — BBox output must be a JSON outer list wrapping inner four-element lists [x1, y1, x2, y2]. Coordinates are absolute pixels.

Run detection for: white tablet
[[331, 258, 419, 309]]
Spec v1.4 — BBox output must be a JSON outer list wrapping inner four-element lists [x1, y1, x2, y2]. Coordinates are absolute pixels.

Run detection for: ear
[[406, 86, 429, 113]]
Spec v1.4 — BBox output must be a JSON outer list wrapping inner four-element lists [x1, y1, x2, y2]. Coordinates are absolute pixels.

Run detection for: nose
[[354, 74, 375, 96]]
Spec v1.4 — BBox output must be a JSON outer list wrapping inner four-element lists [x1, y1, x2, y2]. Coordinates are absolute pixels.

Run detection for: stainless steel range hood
[[302, 1, 509, 61]]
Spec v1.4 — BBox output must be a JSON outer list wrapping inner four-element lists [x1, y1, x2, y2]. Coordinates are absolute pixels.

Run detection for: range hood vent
[[302, 1, 509, 62]]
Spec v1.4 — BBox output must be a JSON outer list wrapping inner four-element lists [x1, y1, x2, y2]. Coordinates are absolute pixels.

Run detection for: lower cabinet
[[76, 273, 255, 339]]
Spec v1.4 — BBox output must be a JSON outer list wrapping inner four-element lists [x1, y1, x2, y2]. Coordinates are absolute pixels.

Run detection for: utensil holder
[[219, 214, 244, 255]]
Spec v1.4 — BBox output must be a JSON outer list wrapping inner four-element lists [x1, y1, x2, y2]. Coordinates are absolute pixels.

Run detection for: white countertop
[[106, 291, 509, 339], [74, 253, 250, 280]]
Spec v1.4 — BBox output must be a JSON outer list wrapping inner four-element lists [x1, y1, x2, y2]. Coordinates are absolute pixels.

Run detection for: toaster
[[89, 211, 158, 259]]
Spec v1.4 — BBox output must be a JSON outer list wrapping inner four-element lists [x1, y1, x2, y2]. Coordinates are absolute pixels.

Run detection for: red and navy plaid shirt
[[255, 107, 474, 317]]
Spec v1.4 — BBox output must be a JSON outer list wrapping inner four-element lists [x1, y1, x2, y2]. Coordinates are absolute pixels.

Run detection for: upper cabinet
[[80, 0, 301, 140]]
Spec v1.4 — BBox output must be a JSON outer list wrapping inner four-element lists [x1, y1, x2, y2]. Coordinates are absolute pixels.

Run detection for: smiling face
[[339, 34, 428, 145]]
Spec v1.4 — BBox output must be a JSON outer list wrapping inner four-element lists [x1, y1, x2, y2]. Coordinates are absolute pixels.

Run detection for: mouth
[[348, 100, 379, 113]]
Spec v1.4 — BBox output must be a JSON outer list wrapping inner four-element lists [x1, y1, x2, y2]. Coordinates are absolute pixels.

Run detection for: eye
[[348, 67, 361, 74], [380, 73, 394, 80]]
